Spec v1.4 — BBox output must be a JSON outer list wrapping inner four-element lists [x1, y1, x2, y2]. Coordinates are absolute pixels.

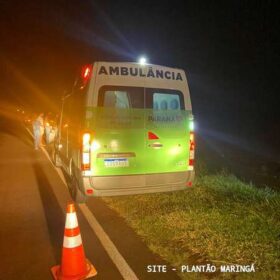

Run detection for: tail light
[[81, 132, 91, 171], [188, 120, 195, 171]]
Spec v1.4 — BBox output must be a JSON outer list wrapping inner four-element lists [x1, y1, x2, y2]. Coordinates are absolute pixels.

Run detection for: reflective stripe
[[65, 213, 78, 229], [63, 234, 82, 248], [65, 227, 80, 237]]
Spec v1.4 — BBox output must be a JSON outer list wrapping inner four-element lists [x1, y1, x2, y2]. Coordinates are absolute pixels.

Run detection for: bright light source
[[83, 133, 91, 145], [189, 120, 194, 131], [82, 153, 90, 164], [138, 56, 147, 65]]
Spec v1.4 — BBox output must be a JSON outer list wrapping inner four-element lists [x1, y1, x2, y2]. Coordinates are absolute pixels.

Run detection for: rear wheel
[[69, 163, 87, 203]]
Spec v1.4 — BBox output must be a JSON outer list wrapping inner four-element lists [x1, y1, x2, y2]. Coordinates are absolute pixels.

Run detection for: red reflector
[[86, 189, 94, 195], [189, 159, 194, 166], [81, 163, 90, 171], [148, 131, 159, 140], [187, 181, 192, 187]]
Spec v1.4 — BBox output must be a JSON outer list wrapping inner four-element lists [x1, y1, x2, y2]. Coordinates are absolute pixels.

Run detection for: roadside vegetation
[[103, 162, 280, 279]]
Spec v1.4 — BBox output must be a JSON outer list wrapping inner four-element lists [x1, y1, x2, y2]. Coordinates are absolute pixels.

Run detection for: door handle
[[148, 143, 163, 148]]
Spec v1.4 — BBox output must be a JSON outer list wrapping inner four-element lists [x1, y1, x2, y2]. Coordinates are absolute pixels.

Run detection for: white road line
[[26, 127, 139, 280], [79, 204, 139, 280]]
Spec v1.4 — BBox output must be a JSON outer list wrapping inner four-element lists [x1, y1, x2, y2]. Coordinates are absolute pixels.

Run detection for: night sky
[[1, 0, 279, 153]]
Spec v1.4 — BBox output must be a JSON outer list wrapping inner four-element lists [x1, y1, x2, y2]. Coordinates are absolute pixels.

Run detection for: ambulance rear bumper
[[82, 170, 195, 197]]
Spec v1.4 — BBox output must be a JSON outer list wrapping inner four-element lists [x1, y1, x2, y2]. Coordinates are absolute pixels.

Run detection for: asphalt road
[[0, 117, 180, 280]]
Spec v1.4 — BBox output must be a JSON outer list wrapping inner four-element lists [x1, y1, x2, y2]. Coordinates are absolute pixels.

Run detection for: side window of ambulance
[[70, 91, 85, 129]]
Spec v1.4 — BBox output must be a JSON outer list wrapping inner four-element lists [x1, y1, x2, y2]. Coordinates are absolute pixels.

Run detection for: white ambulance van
[[53, 62, 195, 202]]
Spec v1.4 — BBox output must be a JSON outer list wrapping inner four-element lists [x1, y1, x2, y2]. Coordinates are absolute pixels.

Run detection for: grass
[[103, 168, 280, 279]]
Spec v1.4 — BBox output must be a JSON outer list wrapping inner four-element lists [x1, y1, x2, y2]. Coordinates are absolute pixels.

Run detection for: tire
[[69, 163, 87, 203]]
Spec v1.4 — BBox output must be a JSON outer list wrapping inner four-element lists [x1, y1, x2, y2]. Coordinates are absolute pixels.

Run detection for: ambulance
[[53, 62, 195, 202]]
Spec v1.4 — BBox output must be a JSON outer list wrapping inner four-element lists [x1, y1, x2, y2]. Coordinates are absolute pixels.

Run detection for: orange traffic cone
[[51, 203, 97, 280]]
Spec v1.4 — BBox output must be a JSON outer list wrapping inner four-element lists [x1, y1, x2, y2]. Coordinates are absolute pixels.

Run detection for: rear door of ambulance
[[86, 63, 146, 189], [144, 85, 190, 186]]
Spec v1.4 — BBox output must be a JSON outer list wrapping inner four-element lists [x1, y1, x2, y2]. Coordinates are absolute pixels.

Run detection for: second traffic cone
[[51, 203, 97, 280]]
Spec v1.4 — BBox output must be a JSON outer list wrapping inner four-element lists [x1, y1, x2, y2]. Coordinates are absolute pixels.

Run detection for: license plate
[[104, 158, 129, 167]]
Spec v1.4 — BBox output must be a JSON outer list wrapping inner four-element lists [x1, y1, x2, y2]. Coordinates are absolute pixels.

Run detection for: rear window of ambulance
[[98, 86, 185, 109], [145, 89, 184, 110], [98, 86, 144, 108]]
